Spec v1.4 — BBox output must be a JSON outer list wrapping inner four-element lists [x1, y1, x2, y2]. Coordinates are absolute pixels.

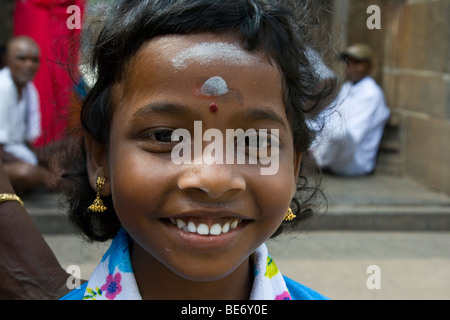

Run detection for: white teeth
[[209, 224, 222, 236], [176, 219, 186, 229], [222, 222, 230, 233], [196, 224, 209, 235], [172, 218, 241, 236], [187, 222, 197, 233]]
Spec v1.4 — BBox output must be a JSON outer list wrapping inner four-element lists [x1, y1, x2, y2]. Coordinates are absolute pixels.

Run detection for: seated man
[[310, 43, 390, 176], [0, 36, 47, 194]]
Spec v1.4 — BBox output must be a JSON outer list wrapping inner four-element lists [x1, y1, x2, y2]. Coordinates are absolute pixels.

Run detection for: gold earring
[[88, 176, 107, 213], [284, 208, 296, 222]]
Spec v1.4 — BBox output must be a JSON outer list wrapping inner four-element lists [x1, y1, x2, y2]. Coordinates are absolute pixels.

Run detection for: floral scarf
[[81, 228, 292, 300]]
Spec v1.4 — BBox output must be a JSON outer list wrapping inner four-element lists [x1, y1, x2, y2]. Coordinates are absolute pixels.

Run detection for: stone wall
[[332, 0, 450, 195]]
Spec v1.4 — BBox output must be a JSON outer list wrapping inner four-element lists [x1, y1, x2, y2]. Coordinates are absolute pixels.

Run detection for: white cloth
[[310, 76, 390, 176], [0, 67, 41, 165], [78, 228, 293, 300]]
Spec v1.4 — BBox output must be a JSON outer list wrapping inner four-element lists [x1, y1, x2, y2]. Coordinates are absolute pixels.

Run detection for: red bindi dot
[[209, 103, 218, 113]]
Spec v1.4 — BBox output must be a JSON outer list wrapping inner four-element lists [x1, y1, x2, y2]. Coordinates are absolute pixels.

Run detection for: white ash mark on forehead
[[172, 42, 253, 70], [200, 76, 229, 96]]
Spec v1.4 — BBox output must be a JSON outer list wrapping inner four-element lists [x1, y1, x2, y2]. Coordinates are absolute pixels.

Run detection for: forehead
[[136, 33, 264, 68], [9, 40, 39, 57], [115, 33, 282, 105]]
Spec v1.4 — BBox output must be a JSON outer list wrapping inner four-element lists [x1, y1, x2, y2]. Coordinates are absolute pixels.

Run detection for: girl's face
[[88, 33, 301, 283]]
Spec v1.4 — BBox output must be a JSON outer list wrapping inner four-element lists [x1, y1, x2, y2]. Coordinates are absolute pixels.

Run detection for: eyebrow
[[128, 102, 287, 130], [130, 102, 198, 122], [236, 108, 288, 130]]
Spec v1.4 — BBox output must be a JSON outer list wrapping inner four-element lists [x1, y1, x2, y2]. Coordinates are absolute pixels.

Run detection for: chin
[[168, 257, 248, 283]]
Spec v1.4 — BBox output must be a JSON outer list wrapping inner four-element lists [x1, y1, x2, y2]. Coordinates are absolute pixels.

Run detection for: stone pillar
[[332, 0, 450, 195], [383, 0, 450, 195]]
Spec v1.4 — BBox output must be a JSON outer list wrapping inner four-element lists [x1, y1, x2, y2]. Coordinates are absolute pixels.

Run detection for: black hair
[[60, 0, 336, 241]]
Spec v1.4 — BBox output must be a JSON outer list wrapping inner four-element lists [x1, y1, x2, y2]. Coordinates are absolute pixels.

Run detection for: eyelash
[[139, 128, 281, 156], [145, 129, 178, 142], [138, 128, 180, 153], [239, 133, 278, 148], [142, 128, 177, 143], [237, 132, 281, 159]]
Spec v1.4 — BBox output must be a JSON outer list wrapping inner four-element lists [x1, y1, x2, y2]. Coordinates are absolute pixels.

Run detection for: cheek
[[261, 176, 293, 213], [252, 157, 296, 220], [107, 145, 173, 224]]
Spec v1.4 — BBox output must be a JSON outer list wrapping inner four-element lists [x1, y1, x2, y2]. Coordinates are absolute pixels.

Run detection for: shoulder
[[59, 283, 88, 300], [283, 276, 329, 300], [349, 77, 386, 107], [26, 81, 39, 95], [0, 68, 14, 92], [359, 76, 383, 95]]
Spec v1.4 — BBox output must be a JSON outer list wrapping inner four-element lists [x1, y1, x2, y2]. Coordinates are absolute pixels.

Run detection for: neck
[[14, 81, 25, 100], [131, 243, 254, 300], [352, 75, 368, 85]]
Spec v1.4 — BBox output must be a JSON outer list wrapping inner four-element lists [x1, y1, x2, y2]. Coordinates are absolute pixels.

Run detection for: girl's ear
[[84, 133, 111, 196]]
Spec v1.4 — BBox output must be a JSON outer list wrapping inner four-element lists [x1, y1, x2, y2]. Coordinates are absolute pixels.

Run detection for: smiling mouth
[[168, 217, 243, 236]]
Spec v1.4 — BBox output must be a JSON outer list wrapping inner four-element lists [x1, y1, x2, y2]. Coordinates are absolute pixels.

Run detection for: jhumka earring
[[88, 176, 107, 213], [284, 208, 296, 222]]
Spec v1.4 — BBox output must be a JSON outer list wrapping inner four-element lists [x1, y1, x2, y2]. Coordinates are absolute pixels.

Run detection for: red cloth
[[13, 0, 85, 146]]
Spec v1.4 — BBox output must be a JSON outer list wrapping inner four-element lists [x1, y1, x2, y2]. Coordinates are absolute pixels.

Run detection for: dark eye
[[141, 128, 177, 143], [240, 132, 273, 150], [244, 135, 272, 149], [138, 128, 181, 153], [152, 129, 174, 143]]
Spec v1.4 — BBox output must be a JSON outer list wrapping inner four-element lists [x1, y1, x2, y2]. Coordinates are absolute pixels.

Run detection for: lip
[[19, 72, 35, 80], [168, 209, 249, 221], [164, 219, 249, 250], [21, 70, 35, 76], [161, 210, 252, 250]]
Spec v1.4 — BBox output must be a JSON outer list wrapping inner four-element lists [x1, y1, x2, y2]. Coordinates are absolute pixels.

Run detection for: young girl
[[57, 0, 335, 300]]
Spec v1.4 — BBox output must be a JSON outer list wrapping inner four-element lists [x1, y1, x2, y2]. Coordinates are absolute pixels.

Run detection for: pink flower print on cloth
[[275, 291, 291, 300], [101, 273, 122, 300], [249, 244, 292, 300]]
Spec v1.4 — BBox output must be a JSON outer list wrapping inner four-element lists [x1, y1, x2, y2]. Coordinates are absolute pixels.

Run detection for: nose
[[177, 163, 246, 199]]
